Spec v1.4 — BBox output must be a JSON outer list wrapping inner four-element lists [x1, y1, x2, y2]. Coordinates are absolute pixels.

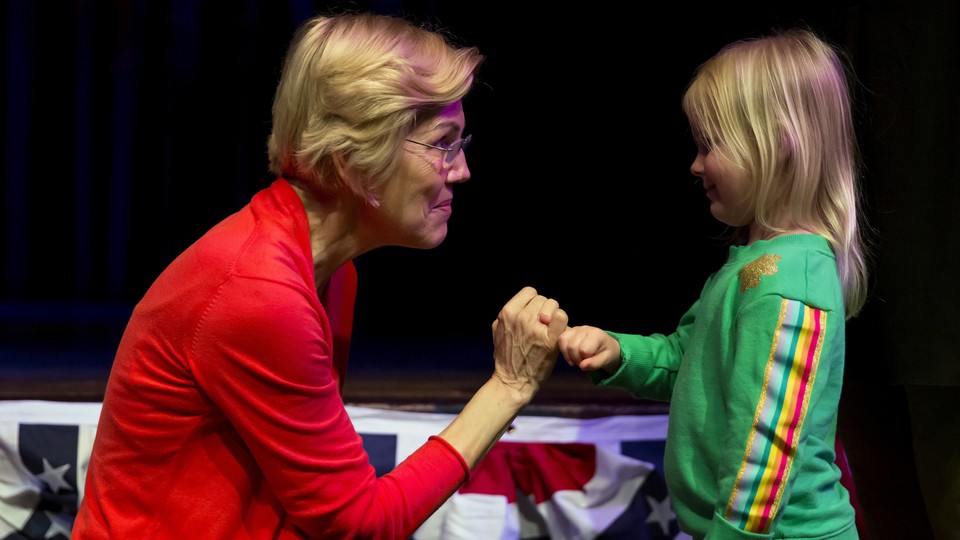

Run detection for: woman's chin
[[423, 231, 449, 249], [402, 227, 448, 250]]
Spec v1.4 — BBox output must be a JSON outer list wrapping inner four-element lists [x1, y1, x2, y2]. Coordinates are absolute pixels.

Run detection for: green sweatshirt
[[595, 234, 858, 539]]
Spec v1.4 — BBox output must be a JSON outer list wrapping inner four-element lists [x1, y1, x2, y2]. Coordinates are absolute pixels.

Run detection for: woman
[[73, 12, 567, 539]]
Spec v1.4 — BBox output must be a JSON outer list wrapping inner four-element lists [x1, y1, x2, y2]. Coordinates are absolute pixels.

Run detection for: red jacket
[[74, 179, 469, 539]]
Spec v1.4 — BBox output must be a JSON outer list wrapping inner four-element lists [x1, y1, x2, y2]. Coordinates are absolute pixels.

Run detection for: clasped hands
[[492, 287, 624, 402]]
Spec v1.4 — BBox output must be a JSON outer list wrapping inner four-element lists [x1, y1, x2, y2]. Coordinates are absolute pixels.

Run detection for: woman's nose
[[446, 152, 470, 183]]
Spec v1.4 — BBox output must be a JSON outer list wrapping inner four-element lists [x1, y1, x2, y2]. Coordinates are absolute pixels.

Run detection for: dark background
[[2, 1, 957, 382]]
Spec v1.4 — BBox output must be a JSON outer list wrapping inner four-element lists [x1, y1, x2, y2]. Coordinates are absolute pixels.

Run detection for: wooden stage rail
[[0, 369, 668, 418]]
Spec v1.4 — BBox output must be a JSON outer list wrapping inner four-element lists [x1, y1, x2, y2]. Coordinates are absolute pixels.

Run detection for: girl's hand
[[558, 325, 622, 375]]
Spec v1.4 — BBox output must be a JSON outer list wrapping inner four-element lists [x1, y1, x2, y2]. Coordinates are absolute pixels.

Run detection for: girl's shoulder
[[726, 234, 841, 309]]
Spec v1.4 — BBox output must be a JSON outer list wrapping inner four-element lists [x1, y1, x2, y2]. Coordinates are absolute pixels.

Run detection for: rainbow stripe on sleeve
[[723, 299, 826, 533]]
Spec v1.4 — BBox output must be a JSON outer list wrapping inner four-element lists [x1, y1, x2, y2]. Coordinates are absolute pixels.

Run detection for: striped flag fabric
[[0, 401, 97, 540], [0, 401, 689, 539]]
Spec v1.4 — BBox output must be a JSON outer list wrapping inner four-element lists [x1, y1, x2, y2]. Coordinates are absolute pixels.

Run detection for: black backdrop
[[2, 2, 957, 379]]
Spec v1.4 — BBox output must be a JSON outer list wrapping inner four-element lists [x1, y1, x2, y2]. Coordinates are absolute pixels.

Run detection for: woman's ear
[[331, 151, 350, 181], [332, 151, 381, 208]]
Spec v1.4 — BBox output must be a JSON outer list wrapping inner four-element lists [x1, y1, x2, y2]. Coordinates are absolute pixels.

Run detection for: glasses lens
[[444, 134, 471, 164]]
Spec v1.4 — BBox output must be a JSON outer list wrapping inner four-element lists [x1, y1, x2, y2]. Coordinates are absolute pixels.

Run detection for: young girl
[[558, 28, 868, 539]]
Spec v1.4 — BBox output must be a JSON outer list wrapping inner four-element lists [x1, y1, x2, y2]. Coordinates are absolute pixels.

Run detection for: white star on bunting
[[43, 510, 73, 538], [645, 494, 676, 535], [37, 458, 72, 495]]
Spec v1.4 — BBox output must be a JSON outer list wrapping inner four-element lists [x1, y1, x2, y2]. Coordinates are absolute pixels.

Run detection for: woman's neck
[[288, 182, 371, 290]]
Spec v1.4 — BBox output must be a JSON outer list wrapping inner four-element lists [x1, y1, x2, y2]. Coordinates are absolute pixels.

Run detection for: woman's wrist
[[439, 376, 531, 468], [488, 372, 539, 408]]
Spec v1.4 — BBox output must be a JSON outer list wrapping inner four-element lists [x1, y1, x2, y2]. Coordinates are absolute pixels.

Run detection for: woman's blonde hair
[[682, 28, 869, 318], [267, 13, 483, 202]]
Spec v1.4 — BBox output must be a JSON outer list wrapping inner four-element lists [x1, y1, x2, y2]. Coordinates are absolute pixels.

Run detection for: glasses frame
[[405, 134, 472, 164]]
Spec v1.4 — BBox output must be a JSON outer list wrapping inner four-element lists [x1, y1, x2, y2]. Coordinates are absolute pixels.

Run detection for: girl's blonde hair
[[682, 28, 869, 318], [267, 13, 483, 202]]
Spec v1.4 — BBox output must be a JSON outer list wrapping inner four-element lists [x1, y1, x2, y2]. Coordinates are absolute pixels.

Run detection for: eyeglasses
[[405, 134, 472, 164]]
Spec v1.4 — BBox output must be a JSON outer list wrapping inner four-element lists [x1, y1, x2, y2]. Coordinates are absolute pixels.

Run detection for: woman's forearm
[[437, 376, 533, 468]]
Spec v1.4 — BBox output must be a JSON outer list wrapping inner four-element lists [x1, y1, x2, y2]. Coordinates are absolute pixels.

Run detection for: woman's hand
[[439, 287, 568, 468], [490, 286, 568, 403]]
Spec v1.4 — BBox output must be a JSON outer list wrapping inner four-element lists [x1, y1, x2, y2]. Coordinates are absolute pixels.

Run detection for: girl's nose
[[690, 153, 704, 178]]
